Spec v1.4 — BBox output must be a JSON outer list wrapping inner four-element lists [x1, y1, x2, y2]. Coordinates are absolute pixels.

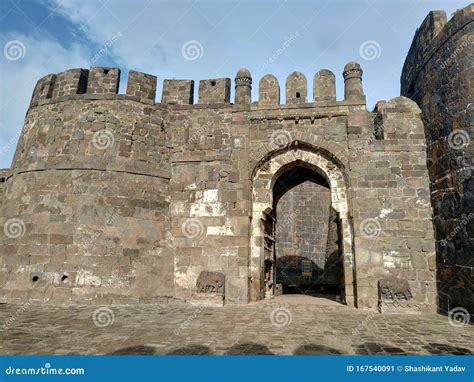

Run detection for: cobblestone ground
[[0, 296, 472, 355]]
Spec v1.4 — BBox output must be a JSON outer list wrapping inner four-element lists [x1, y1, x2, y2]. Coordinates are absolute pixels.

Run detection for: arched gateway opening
[[273, 165, 343, 298], [250, 145, 355, 306]]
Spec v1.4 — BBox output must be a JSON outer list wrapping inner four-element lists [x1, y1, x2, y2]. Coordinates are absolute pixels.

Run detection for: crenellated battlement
[[29, 62, 366, 109]]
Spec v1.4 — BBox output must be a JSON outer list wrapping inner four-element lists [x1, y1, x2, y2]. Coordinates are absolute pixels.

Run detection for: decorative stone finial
[[235, 68, 252, 88], [343, 62, 365, 102], [235, 68, 252, 104], [343, 61, 363, 80]]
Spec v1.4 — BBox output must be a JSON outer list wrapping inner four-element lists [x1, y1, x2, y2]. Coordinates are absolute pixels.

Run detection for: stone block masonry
[[0, 54, 439, 312], [275, 180, 342, 290], [401, 3, 473, 314]]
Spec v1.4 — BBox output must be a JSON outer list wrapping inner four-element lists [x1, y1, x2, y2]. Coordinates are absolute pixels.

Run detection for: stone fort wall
[[0, 60, 436, 312], [401, 3, 473, 313]]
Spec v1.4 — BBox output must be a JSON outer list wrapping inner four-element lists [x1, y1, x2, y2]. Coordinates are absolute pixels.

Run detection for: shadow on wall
[[276, 255, 343, 295]]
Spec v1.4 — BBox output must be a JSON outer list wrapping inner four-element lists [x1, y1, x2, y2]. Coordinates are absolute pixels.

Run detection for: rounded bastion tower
[[0, 68, 174, 303]]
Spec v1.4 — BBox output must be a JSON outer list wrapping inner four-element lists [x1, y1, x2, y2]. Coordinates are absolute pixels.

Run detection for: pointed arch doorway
[[250, 146, 355, 306]]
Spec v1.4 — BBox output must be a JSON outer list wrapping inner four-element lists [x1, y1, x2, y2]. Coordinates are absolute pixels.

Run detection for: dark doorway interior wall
[[273, 166, 343, 296]]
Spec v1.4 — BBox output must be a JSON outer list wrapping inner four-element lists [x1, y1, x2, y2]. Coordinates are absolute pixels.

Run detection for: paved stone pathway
[[0, 296, 472, 355]]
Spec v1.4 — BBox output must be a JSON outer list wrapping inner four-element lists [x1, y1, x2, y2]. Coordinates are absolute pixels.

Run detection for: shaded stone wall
[[276, 181, 330, 263], [325, 207, 342, 286], [0, 169, 7, 198], [401, 4, 473, 313], [0, 169, 8, 227]]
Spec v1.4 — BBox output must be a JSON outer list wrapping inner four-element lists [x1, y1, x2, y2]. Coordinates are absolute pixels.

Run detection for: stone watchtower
[[0, 61, 436, 312]]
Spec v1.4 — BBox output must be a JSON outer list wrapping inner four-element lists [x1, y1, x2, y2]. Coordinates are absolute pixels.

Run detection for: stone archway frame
[[250, 142, 355, 306]]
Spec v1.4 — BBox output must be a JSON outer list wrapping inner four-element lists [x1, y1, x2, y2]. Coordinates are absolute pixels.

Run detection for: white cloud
[[47, 0, 187, 72], [0, 33, 90, 168], [45, 0, 253, 80], [0, 0, 189, 168]]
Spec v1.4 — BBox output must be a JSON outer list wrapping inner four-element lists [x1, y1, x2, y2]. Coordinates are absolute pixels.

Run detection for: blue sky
[[0, 0, 469, 168]]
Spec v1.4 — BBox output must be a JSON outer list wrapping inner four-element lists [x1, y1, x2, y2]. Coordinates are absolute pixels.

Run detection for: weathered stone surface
[[235, 68, 252, 105], [379, 277, 412, 302], [196, 271, 225, 294], [285, 71, 307, 104], [52, 69, 88, 100], [87, 67, 120, 94], [126, 70, 157, 101], [401, 4, 474, 314], [343, 62, 364, 101], [162, 79, 194, 105], [0, 53, 437, 313], [275, 178, 342, 293], [313, 70, 336, 102], [259, 74, 279, 105], [198, 78, 231, 104]]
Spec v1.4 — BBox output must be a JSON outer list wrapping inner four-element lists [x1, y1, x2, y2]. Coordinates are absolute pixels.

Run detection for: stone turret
[[343, 61, 365, 102], [235, 68, 252, 105]]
